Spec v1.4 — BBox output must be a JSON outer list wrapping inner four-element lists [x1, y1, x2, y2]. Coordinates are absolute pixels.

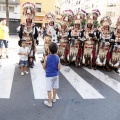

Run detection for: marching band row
[[44, 9, 120, 74], [18, 2, 120, 74]]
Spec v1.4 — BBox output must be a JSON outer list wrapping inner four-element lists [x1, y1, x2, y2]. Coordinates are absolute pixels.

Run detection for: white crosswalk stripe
[[0, 50, 19, 98], [60, 65, 104, 99], [0, 64, 15, 98], [83, 67, 120, 95]]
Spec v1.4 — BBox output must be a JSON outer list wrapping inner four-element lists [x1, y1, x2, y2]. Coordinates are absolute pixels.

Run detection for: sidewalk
[[0, 36, 44, 67]]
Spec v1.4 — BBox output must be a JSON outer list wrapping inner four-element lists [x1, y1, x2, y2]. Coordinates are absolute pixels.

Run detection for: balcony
[[35, 12, 45, 17]]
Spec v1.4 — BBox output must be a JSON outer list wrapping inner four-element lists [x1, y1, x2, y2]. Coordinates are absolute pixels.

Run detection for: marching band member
[[82, 13, 95, 69], [92, 9, 101, 70], [109, 16, 120, 74], [96, 16, 112, 71], [45, 12, 58, 43], [57, 10, 74, 65], [68, 10, 86, 67], [19, 2, 38, 68], [41, 12, 58, 63]]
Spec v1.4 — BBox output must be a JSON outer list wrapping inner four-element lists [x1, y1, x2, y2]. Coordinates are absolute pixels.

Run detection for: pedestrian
[[42, 27, 46, 39], [18, 40, 29, 76], [0, 18, 9, 59], [39, 27, 42, 37], [43, 42, 60, 108]]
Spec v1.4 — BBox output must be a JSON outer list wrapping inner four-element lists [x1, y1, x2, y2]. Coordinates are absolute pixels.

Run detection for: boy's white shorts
[[46, 76, 59, 91]]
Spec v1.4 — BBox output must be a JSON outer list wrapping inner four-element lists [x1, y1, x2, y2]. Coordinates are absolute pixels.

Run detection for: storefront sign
[[9, 19, 20, 22], [34, 18, 43, 21]]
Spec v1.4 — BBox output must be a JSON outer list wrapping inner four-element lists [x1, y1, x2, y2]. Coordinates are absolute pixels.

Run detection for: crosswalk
[[0, 38, 120, 100], [60, 65, 104, 99], [30, 55, 59, 99]]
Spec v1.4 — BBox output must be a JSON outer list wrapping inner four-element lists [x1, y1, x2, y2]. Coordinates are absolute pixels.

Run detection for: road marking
[[0, 59, 15, 99], [30, 55, 59, 99], [60, 66, 104, 99], [84, 67, 120, 95], [0, 64, 15, 98], [0, 50, 18, 99]]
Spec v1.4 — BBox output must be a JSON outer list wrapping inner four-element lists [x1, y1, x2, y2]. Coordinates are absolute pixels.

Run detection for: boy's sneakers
[[24, 71, 29, 74], [52, 99, 56, 103], [44, 101, 52, 108], [21, 72, 24, 76]]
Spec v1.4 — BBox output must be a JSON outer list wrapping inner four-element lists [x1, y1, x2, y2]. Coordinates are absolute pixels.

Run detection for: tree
[[6, 0, 9, 28]]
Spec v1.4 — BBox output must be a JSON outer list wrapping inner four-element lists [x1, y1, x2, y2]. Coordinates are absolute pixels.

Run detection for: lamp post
[[6, 0, 9, 28]]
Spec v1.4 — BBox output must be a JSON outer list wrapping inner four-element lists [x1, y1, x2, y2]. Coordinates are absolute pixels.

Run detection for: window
[[85, 5, 88, 9], [76, 1, 78, 5], [0, 6, 1, 11], [36, 3, 41, 12], [3, 6, 6, 11], [107, 0, 116, 7], [9, 7, 14, 12], [106, 11, 115, 17], [107, 4, 116, 7], [55, 6, 60, 15]]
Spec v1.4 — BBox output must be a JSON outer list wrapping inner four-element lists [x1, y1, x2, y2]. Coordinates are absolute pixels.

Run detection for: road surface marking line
[[60, 66, 104, 99], [84, 67, 120, 94], [0, 65, 15, 98]]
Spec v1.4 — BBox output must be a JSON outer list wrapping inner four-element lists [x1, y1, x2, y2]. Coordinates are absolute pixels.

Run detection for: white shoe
[[21, 72, 24, 76], [52, 99, 56, 103], [44, 100, 52, 107], [24, 71, 29, 74]]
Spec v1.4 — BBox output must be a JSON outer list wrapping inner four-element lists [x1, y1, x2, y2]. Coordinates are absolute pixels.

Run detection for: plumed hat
[[45, 12, 55, 22], [100, 16, 112, 26], [22, 2, 35, 19], [61, 10, 74, 26], [92, 9, 101, 17]]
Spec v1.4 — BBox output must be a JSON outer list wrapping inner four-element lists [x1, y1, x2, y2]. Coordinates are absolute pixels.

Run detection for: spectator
[[43, 42, 60, 108], [42, 27, 46, 39], [0, 18, 9, 59], [18, 40, 29, 76]]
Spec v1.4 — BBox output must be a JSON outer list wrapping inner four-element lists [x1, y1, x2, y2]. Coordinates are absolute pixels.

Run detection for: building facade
[[20, 0, 61, 27], [61, 0, 81, 13], [61, 0, 120, 28], [80, 0, 120, 28], [0, 0, 20, 35]]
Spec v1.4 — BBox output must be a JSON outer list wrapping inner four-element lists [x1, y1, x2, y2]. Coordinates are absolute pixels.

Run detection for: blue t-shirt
[[46, 54, 59, 77]]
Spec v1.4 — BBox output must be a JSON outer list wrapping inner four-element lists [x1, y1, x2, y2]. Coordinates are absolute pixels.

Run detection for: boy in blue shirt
[[43, 42, 60, 107]]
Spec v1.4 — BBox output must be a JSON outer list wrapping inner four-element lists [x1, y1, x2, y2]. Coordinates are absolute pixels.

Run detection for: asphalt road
[[0, 36, 120, 120]]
